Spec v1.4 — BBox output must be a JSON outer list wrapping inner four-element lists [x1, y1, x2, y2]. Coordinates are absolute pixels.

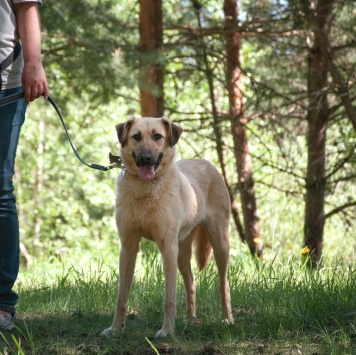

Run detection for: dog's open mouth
[[137, 154, 163, 180], [139, 165, 156, 180]]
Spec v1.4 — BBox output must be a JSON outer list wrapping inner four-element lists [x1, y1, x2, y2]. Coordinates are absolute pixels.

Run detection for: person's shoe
[[0, 312, 15, 331]]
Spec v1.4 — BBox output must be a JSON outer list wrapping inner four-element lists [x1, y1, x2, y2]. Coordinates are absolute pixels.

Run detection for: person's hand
[[22, 60, 49, 104]]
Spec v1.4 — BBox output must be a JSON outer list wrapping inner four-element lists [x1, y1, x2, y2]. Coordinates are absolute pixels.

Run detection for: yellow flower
[[253, 237, 262, 244], [301, 247, 310, 254]]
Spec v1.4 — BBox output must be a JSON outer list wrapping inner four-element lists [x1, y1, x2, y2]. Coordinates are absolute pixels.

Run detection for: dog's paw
[[155, 328, 173, 338], [187, 316, 199, 324], [100, 326, 122, 337], [222, 316, 235, 325]]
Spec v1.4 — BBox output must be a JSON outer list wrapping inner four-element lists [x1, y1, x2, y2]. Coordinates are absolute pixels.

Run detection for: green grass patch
[[1, 251, 355, 354]]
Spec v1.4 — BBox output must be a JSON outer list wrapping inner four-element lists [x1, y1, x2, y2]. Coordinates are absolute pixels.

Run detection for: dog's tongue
[[138, 165, 155, 180]]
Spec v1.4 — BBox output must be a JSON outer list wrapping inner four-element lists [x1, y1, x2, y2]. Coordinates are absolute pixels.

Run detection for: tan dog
[[102, 116, 234, 337]]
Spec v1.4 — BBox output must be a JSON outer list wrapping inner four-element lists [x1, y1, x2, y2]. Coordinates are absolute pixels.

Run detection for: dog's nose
[[137, 153, 153, 166]]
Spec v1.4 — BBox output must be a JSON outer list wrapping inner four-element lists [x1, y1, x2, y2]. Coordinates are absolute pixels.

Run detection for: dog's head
[[116, 116, 183, 180]]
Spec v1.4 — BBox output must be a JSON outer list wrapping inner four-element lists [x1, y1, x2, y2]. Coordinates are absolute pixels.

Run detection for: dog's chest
[[116, 182, 176, 239]]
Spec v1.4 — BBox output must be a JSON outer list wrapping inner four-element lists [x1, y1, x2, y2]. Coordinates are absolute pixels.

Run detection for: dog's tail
[[194, 224, 213, 271]]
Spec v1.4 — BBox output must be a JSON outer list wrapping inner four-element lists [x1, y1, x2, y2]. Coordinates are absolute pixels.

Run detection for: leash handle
[[0, 91, 118, 171]]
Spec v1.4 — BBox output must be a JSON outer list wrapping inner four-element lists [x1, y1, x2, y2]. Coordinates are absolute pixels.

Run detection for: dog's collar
[[108, 153, 125, 170]]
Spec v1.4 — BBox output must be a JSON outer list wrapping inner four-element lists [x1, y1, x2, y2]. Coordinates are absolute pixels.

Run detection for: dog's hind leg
[[204, 221, 234, 324], [178, 236, 196, 320]]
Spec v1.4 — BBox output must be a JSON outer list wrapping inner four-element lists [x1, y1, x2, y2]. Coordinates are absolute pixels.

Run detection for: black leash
[[0, 91, 123, 171]]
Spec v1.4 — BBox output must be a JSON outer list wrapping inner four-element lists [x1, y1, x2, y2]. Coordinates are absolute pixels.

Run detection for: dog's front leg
[[101, 237, 140, 336], [155, 241, 178, 337]]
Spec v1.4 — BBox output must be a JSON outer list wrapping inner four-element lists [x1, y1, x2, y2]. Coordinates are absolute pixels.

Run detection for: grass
[[0, 249, 355, 354]]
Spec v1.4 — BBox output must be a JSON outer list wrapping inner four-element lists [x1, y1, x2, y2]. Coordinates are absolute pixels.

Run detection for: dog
[[102, 116, 234, 337]]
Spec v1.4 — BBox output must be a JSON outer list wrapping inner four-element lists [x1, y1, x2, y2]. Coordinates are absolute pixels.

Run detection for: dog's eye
[[132, 134, 141, 141], [153, 133, 163, 141]]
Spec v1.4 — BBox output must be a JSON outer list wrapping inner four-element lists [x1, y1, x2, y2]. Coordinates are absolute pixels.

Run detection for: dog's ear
[[162, 117, 183, 147], [116, 118, 135, 147]]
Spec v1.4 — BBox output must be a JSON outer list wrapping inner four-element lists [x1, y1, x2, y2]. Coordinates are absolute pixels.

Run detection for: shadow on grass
[[0, 311, 246, 354], [1, 305, 355, 355], [1, 311, 156, 355]]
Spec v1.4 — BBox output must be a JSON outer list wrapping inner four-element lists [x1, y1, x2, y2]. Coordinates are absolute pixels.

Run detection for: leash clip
[[108, 153, 125, 170]]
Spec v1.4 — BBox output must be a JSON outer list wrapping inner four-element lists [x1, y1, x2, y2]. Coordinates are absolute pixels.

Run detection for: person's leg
[[0, 87, 26, 322]]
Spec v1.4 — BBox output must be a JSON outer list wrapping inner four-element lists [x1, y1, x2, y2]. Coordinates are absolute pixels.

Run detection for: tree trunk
[[316, 25, 356, 131], [192, 2, 245, 242], [139, 0, 164, 117], [302, 0, 333, 267], [223, 0, 262, 257]]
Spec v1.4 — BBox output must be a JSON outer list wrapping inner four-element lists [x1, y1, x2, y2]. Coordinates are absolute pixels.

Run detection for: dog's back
[[177, 159, 230, 220]]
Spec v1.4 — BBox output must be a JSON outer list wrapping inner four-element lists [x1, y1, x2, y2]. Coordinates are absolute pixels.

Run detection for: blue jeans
[[0, 87, 26, 315]]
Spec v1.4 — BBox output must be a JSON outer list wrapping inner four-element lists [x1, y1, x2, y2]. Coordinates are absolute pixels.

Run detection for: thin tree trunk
[[315, 29, 356, 131], [224, 0, 262, 257], [192, 2, 245, 242], [139, 0, 164, 117], [207, 64, 245, 243], [302, 0, 333, 267]]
